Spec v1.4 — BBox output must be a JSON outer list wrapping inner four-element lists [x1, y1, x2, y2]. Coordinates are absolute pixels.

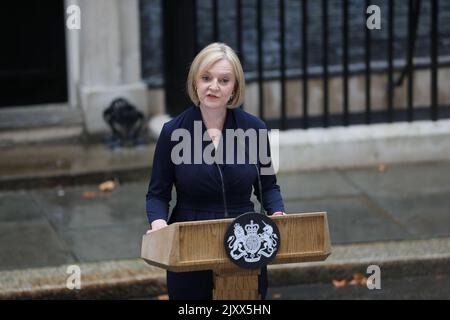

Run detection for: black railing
[[322, 0, 329, 128], [365, 0, 372, 124], [387, 0, 394, 123], [301, 0, 309, 129], [145, 0, 449, 127], [431, 0, 439, 121]]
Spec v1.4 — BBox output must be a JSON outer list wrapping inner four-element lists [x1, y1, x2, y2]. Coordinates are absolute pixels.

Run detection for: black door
[[0, 1, 67, 107], [162, 0, 197, 116]]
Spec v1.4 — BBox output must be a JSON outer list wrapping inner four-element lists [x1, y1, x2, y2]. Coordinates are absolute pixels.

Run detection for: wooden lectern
[[141, 212, 331, 300]]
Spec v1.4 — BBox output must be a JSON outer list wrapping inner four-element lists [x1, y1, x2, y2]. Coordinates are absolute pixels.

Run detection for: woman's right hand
[[146, 219, 168, 234]]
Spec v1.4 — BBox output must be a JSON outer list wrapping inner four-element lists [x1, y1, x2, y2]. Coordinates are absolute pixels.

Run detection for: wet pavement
[[1, 160, 449, 271]]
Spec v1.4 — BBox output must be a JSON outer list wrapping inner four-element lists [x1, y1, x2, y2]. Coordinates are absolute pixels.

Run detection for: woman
[[146, 42, 285, 300]]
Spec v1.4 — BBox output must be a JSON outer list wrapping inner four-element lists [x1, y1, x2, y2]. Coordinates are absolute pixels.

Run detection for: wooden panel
[[214, 274, 259, 290], [276, 214, 327, 254], [178, 219, 228, 263], [141, 223, 177, 268], [213, 268, 261, 300], [213, 289, 260, 300]]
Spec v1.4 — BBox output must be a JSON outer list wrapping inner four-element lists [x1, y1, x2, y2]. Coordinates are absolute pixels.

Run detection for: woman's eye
[[201, 76, 210, 81], [221, 79, 229, 84]]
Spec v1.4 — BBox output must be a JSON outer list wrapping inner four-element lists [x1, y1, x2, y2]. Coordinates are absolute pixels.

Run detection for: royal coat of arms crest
[[224, 213, 280, 268]]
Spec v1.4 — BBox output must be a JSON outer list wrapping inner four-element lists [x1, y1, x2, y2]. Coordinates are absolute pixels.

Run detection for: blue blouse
[[146, 106, 285, 224]]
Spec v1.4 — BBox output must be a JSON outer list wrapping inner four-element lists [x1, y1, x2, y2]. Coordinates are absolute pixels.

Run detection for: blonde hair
[[187, 42, 245, 109]]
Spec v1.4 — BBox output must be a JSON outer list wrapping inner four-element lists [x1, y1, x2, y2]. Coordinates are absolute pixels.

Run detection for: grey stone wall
[[140, 0, 450, 87]]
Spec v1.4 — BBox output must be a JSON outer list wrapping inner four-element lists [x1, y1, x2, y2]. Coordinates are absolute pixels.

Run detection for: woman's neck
[[199, 105, 227, 130]]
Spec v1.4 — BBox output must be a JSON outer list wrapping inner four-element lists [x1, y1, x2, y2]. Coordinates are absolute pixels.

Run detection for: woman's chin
[[201, 102, 226, 109]]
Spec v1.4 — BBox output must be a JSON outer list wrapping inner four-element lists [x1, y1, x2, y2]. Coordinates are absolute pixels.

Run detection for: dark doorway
[[0, 1, 67, 107], [162, 0, 197, 117]]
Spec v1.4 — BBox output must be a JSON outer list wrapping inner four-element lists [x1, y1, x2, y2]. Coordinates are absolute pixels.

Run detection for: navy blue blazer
[[146, 105, 285, 224]]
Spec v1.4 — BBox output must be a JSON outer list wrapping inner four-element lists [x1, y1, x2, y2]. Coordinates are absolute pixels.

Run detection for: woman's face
[[196, 59, 236, 110]]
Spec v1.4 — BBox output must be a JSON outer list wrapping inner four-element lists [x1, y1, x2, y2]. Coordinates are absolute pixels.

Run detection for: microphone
[[215, 162, 229, 218], [253, 163, 265, 216], [214, 135, 266, 219], [235, 135, 265, 215]]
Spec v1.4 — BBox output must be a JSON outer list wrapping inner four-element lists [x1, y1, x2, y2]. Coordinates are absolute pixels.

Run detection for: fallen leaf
[[272, 293, 282, 299], [349, 273, 367, 286], [99, 180, 117, 192], [156, 294, 169, 300], [377, 164, 387, 173], [82, 191, 97, 198], [332, 279, 348, 288]]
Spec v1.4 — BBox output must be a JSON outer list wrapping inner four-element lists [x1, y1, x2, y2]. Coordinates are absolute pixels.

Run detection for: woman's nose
[[209, 79, 219, 90]]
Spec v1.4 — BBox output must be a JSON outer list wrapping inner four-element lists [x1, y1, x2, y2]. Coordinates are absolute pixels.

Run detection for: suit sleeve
[[146, 124, 174, 224], [252, 124, 285, 215]]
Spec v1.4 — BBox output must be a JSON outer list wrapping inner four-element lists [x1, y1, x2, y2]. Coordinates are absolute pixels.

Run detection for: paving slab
[[30, 182, 148, 231], [284, 196, 413, 244], [369, 192, 450, 238], [340, 161, 450, 197], [59, 222, 148, 262], [0, 219, 76, 271], [0, 190, 43, 222], [277, 170, 362, 201]]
